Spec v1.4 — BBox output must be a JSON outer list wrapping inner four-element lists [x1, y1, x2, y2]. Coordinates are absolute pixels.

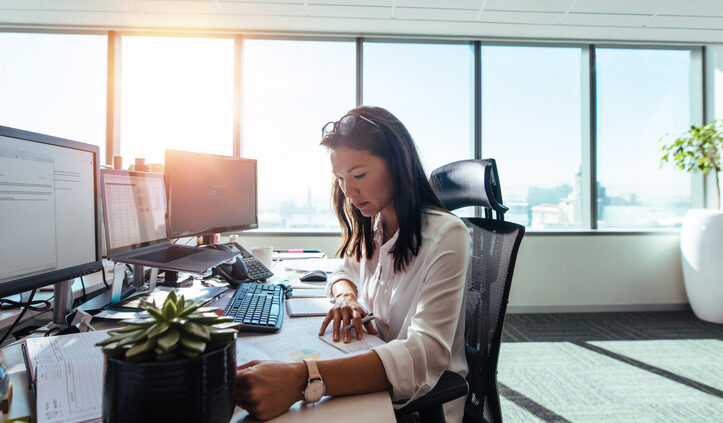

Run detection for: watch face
[[304, 380, 326, 403]]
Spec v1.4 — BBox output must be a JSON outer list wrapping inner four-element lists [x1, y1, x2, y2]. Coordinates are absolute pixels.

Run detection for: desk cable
[[0, 289, 39, 346]]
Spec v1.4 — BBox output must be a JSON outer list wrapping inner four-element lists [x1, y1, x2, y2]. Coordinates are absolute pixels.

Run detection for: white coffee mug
[[251, 246, 274, 268]]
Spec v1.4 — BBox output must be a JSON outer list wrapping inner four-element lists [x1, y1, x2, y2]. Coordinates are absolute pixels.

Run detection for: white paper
[[286, 297, 332, 317], [236, 320, 384, 365], [283, 258, 343, 273], [25, 330, 110, 423]]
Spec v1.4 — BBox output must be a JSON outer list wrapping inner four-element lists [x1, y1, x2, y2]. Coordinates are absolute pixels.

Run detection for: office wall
[[235, 232, 687, 313]]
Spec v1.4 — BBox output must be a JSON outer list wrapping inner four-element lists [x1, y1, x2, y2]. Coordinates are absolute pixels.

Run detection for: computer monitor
[[0, 125, 102, 298], [165, 149, 258, 239]]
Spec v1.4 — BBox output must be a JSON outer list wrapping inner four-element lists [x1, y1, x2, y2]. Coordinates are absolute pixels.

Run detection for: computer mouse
[[299, 270, 328, 282]]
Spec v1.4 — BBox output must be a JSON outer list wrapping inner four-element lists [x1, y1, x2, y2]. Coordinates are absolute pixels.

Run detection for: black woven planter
[[102, 341, 236, 423]]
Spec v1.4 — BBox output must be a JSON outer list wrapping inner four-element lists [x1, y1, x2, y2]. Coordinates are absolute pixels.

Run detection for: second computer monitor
[[165, 149, 258, 238]]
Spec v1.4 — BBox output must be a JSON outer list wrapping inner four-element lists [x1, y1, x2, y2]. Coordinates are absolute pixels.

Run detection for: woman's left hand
[[235, 360, 307, 421]]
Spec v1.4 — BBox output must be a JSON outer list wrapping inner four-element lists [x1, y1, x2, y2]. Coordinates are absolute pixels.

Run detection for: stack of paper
[[23, 330, 110, 423]]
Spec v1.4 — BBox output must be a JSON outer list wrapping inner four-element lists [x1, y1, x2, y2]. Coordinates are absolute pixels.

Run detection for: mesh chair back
[[463, 218, 524, 423], [430, 159, 525, 423]]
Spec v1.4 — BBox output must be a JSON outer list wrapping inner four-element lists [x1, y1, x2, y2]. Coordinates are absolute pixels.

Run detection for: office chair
[[395, 159, 525, 423]]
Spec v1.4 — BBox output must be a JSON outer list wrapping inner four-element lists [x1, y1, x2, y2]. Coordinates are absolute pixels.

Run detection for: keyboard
[[130, 245, 198, 263], [222, 282, 284, 333]]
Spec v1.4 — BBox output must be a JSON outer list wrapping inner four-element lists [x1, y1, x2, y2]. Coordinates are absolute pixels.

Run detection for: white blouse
[[326, 209, 470, 423]]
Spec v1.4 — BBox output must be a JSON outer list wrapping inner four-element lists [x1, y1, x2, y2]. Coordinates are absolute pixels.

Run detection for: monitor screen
[[100, 170, 169, 257], [0, 126, 102, 297], [165, 149, 258, 238]]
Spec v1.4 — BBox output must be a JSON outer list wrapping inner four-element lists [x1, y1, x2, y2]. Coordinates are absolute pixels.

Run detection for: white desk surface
[[0, 262, 396, 423]]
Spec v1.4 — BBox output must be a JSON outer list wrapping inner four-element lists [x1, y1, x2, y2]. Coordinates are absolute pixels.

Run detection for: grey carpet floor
[[496, 312, 723, 423]]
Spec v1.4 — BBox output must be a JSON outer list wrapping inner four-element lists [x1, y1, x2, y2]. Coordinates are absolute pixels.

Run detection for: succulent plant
[[96, 290, 241, 363]]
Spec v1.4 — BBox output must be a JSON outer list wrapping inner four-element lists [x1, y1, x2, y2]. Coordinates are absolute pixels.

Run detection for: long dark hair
[[320, 106, 445, 273]]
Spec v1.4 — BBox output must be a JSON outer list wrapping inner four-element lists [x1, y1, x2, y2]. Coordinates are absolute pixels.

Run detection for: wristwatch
[[302, 359, 326, 404]]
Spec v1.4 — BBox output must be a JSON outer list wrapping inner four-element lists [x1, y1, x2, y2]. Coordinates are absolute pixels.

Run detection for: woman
[[235, 106, 470, 422]]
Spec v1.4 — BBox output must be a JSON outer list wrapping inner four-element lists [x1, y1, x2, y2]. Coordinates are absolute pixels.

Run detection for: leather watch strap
[[304, 359, 321, 380]]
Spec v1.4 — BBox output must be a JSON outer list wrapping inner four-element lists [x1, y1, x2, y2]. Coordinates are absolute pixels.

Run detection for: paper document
[[283, 258, 342, 273], [289, 288, 326, 298], [24, 330, 110, 423], [286, 297, 332, 317], [236, 318, 384, 365]]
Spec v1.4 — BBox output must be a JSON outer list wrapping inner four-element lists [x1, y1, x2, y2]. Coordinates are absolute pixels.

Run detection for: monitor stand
[[52, 279, 74, 326]]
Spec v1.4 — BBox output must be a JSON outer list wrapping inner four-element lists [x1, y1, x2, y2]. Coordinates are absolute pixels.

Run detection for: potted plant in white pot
[[661, 120, 723, 324], [95, 290, 242, 422]]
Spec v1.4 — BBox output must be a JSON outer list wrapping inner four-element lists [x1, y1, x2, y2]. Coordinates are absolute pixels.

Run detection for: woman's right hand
[[318, 292, 377, 343]]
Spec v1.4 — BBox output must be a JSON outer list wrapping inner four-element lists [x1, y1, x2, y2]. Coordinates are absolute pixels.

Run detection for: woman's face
[[330, 146, 394, 218]]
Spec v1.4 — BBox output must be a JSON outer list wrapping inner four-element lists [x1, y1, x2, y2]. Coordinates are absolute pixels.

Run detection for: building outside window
[[596, 48, 692, 229], [481, 46, 583, 229]]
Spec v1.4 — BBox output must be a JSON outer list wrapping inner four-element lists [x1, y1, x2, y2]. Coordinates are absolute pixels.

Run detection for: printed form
[[25, 330, 109, 423]]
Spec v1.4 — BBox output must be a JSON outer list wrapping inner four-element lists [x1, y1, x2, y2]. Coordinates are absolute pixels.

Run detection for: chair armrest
[[394, 371, 468, 416]]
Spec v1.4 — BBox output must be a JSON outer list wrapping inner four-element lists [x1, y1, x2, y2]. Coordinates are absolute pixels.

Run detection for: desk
[[0, 263, 395, 423]]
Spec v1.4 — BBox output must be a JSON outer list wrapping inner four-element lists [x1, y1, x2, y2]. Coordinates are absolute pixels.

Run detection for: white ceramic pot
[[680, 209, 723, 324]]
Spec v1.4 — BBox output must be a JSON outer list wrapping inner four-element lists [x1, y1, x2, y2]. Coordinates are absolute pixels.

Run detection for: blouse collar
[[373, 213, 399, 251]]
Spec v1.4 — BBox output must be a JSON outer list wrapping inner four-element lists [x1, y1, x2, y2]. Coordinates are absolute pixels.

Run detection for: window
[[120, 35, 234, 166], [596, 48, 692, 229], [363, 42, 474, 175], [0, 32, 107, 160], [242, 39, 355, 230], [481, 46, 583, 229]]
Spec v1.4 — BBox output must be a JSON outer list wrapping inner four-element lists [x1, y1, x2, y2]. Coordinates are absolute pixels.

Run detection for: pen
[[274, 249, 323, 253], [344, 313, 375, 331]]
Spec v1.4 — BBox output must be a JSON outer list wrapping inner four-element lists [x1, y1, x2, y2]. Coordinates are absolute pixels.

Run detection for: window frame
[[0, 28, 706, 235]]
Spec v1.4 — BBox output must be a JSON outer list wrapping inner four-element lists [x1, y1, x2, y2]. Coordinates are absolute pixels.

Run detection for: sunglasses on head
[[322, 113, 380, 138]]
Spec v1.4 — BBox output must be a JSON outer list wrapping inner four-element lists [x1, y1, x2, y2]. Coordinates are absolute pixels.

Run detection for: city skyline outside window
[[481, 46, 583, 229], [0, 33, 107, 159], [242, 39, 356, 230], [596, 48, 692, 229], [120, 35, 234, 167]]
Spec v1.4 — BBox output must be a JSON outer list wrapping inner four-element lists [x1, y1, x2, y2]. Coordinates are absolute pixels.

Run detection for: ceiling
[[1, 0, 722, 43]]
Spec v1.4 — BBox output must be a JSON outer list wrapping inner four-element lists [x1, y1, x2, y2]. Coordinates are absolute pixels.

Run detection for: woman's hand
[[318, 292, 378, 342], [235, 360, 307, 421]]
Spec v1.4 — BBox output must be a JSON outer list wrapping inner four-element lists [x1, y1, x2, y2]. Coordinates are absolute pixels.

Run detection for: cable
[[79, 276, 87, 302], [101, 264, 110, 289], [0, 295, 51, 312], [0, 289, 37, 346]]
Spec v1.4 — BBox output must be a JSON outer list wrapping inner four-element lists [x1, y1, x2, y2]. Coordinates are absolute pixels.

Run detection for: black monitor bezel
[[164, 149, 259, 239], [100, 169, 171, 258], [0, 125, 103, 298]]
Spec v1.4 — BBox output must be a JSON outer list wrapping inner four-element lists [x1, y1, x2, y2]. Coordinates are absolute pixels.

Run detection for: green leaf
[[180, 320, 211, 341], [146, 321, 171, 339], [166, 289, 177, 305], [179, 333, 207, 354], [209, 321, 242, 330], [145, 306, 166, 322], [209, 327, 239, 341], [125, 338, 157, 359], [175, 295, 185, 315], [118, 318, 156, 327], [157, 327, 180, 353], [162, 298, 178, 319], [187, 312, 226, 323]]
